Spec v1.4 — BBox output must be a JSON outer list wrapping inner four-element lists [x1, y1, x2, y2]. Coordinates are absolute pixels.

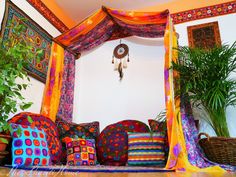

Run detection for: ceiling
[[41, 0, 234, 28], [55, 0, 174, 22]]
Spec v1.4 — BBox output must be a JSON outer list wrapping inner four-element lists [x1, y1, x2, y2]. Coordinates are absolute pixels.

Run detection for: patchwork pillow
[[10, 123, 50, 167], [127, 132, 165, 167], [64, 137, 97, 166], [97, 120, 150, 166], [55, 117, 100, 164], [9, 112, 62, 164]]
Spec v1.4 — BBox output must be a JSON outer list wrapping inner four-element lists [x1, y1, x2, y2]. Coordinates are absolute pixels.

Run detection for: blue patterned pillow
[[10, 124, 50, 167]]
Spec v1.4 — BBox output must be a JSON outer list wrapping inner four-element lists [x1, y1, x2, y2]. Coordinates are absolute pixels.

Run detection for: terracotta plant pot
[[0, 151, 9, 166], [0, 134, 11, 152]]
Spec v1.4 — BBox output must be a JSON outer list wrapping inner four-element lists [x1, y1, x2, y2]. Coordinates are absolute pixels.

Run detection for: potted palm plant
[[171, 42, 236, 165], [0, 19, 38, 163]]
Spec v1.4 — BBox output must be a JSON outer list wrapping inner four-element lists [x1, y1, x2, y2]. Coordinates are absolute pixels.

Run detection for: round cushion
[[8, 112, 62, 164], [97, 120, 150, 166]]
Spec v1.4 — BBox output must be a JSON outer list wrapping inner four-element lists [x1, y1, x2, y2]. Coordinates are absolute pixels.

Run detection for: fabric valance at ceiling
[[55, 7, 169, 56]]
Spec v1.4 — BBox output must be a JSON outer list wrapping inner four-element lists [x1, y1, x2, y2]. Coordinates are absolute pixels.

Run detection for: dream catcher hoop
[[112, 40, 130, 80]]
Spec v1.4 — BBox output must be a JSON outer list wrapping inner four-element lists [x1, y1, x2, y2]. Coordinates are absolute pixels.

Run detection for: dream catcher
[[112, 40, 130, 80]]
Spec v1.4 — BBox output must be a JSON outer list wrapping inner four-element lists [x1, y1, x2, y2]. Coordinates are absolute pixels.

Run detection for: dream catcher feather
[[112, 40, 130, 80]]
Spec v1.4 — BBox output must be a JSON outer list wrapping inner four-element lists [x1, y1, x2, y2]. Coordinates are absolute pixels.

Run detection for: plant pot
[[0, 134, 11, 152], [198, 133, 236, 166], [0, 151, 9, 166]]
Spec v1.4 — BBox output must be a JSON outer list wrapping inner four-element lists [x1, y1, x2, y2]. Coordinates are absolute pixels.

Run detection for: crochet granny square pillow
[[64, 137, 97, 166], [10, 123, 50, 167], [9, 112, 62, 164]]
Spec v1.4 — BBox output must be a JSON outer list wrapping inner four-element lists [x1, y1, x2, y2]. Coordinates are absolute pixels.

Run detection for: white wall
[[0, 0, 60, 117], [74, 37, 166, 130], [175, 13, 236, 137]]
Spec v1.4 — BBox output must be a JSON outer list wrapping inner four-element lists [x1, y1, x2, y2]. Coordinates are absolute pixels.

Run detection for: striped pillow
[[127, 133, 165, 167]]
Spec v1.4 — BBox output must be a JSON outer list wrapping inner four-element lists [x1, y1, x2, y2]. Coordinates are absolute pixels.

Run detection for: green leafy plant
[[0, 19, 39, 140], [172, 42, 236, 137]]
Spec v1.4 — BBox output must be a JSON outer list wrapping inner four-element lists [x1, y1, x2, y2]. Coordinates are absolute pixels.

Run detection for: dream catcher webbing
[[112, 39, 130, 80]]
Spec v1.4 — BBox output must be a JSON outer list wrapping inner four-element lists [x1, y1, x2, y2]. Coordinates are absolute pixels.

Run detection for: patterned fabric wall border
[[26, 0, 236, 31], [26, 0, 69, 33], [171, 1, 236, 24]]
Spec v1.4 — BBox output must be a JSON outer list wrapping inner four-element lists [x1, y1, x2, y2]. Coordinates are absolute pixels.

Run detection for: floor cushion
[[56, 117, 100, 140], [8, 112, 62, 165], [148, 119, 169, 161], [127, 132, 165, 167], [55, 117, 100, 164], [97, 120, 150, 166], [148, 119, 167, 135], [64, 137, 97, 166]]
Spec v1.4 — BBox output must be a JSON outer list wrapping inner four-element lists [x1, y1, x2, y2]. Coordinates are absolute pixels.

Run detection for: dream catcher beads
[[112, 40, 130, 80]]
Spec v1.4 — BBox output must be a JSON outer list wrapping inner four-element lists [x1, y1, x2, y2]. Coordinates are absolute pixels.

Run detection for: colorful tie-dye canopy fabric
[[55, 7, 169, 55]]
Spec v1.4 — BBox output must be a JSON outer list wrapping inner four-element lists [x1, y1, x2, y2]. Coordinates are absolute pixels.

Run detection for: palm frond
[[172, 42, 236, 137]]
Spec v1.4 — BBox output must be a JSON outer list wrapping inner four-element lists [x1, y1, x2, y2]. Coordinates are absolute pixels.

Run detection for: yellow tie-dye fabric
[[164, 16, 225, 172], [41, 42, 64, 122]]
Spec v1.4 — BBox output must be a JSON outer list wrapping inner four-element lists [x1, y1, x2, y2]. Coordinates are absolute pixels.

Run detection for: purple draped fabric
[[67, 16, 115, 54], [56, 50, 75, 122], [66, 16, 167, 54], [112, 18, 166, 38], [180, 96, 236, 171]]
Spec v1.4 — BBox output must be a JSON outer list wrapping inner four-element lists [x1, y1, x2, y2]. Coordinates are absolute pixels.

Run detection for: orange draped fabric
[[41, 42, 64, 122], [56, 9, 107, 47]]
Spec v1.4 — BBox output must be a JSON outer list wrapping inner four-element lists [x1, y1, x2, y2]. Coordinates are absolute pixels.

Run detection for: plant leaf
[[0, 137, 9, 144]]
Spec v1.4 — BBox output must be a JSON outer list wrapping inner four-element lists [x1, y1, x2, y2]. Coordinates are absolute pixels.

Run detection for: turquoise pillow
[[10, 123, 50, 167]]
